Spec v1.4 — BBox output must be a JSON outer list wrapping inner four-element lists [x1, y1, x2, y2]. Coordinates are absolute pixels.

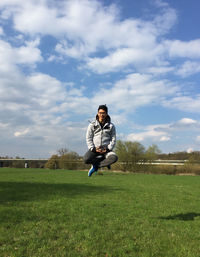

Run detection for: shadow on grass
[[0, 182, 121, 225], [159, 212, 200, 221], [0, 181, 116, 204]]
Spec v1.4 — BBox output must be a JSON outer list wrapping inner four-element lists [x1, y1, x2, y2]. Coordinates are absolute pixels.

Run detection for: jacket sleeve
[[107, 124, 116, 151], [86, 123, 95, 151]]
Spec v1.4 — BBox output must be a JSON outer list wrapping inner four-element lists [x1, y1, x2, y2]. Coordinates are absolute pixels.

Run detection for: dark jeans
[[83, 150, 118, 168]]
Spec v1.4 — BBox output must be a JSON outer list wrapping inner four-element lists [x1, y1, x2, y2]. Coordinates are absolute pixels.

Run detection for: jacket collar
[[95, 114, 111, 126]]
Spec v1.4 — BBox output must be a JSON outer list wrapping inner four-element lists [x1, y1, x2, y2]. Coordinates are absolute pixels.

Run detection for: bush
[[59, 160, 78, 170], [59, 152, 80, 170], [11, 161, 25, 168], [147, 165, 177, 175], [45, 155, 59, 169], [181, 163, 200, 175]]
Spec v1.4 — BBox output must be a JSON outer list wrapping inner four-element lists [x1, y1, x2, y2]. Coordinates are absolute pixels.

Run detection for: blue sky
[[0, 0, 200, 158]]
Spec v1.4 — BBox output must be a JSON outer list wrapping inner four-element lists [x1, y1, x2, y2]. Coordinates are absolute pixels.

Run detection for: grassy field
[[0, 168, 200, 257]]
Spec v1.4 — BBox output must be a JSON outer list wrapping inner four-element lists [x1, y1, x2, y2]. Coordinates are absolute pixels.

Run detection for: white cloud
[[2, 0, 198, 80], [161, 118, 200, 131], [125, 117, 200, 147], [0, 0, 200, 157], [86, 46, 162, 74], [152, 0, 177, 35], [1, 121, 88, 158], [27, 73, 66, 107], [16, 39, 42, 65], [166, 39, 200, 58], [0, 122, 8, 128], [0, 38, 42, 72], [162, 95, 200, 113], [111, 114, 128, 126], [92, 73, 178, 111], [0, 62, 90, 157], [1, 0, 119, 48], [176, 61, 200, 77], [146, 66, 174, 74], [187, 148, 193, 153], [54, 4, 160, 61], [160, 136, 171, 141], [127, 130, 170, 142], [0, 0, 175, 67], [176, 118, 197, 125], [0, 27, 3, 35], [14, 128, 29, 137], [11, 2, 59, 35]]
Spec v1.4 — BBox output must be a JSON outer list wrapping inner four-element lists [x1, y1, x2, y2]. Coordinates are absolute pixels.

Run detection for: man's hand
[[96, 147, 107, 154]]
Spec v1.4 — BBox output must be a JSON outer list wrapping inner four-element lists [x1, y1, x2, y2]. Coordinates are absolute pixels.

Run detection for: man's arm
[[107, 124, 116, 151], [86, 123, 95, 151]]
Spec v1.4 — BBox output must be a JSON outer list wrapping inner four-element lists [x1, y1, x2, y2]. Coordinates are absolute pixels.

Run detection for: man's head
[[97, 105, 108, 123]]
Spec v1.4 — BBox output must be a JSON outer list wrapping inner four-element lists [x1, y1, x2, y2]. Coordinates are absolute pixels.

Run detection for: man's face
[[98, 109, 107, 123]]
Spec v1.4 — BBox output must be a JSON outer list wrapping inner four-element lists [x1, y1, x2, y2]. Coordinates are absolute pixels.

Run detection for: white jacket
[[86, 115, 116, 151]]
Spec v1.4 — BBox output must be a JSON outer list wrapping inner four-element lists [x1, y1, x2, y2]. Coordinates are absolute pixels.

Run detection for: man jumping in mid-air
[[83, 105, 118, 176]]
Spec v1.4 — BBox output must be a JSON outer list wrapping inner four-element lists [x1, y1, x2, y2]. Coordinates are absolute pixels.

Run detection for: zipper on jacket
[[100, 122, 107, 149]]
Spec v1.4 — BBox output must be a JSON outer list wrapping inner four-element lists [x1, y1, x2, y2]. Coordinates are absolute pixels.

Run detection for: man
[[84, 105, 118, 177]]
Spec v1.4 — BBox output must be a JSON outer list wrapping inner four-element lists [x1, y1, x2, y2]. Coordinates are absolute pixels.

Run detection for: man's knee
[[84, 157, 90, 164], [83, 151, 92, 164], [113, 154, 118, 163], [83, 150, 98, 164], [106, 152, 118, 163]]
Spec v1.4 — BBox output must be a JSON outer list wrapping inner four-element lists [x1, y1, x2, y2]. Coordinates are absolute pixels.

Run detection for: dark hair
[[98, 104, 108, 113]]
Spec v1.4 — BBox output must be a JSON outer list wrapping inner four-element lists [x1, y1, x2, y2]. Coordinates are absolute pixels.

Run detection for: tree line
[[45, 148, 82, 169], [45, 142, 162, 169], [2, 141, 200, 170], [45, 141, 200, 169], [48, 140, 200, 168]]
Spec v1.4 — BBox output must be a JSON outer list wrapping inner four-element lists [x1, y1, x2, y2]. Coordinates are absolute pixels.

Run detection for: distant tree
[[45, 155, 59, 169], [115, 140, 145, 171], [188, 151, 200, 163], [170, 151, 189, 160], [145, 144, 161, 163], [158, 151, 198, 160], [59, 151, 80, 169], [115, 140, 128, 162], [45, 148, 80, 170], [57, 148, 69, 156]]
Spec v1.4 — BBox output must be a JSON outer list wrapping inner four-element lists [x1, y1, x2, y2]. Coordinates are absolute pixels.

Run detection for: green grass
[[0, 168, 200, 257]]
